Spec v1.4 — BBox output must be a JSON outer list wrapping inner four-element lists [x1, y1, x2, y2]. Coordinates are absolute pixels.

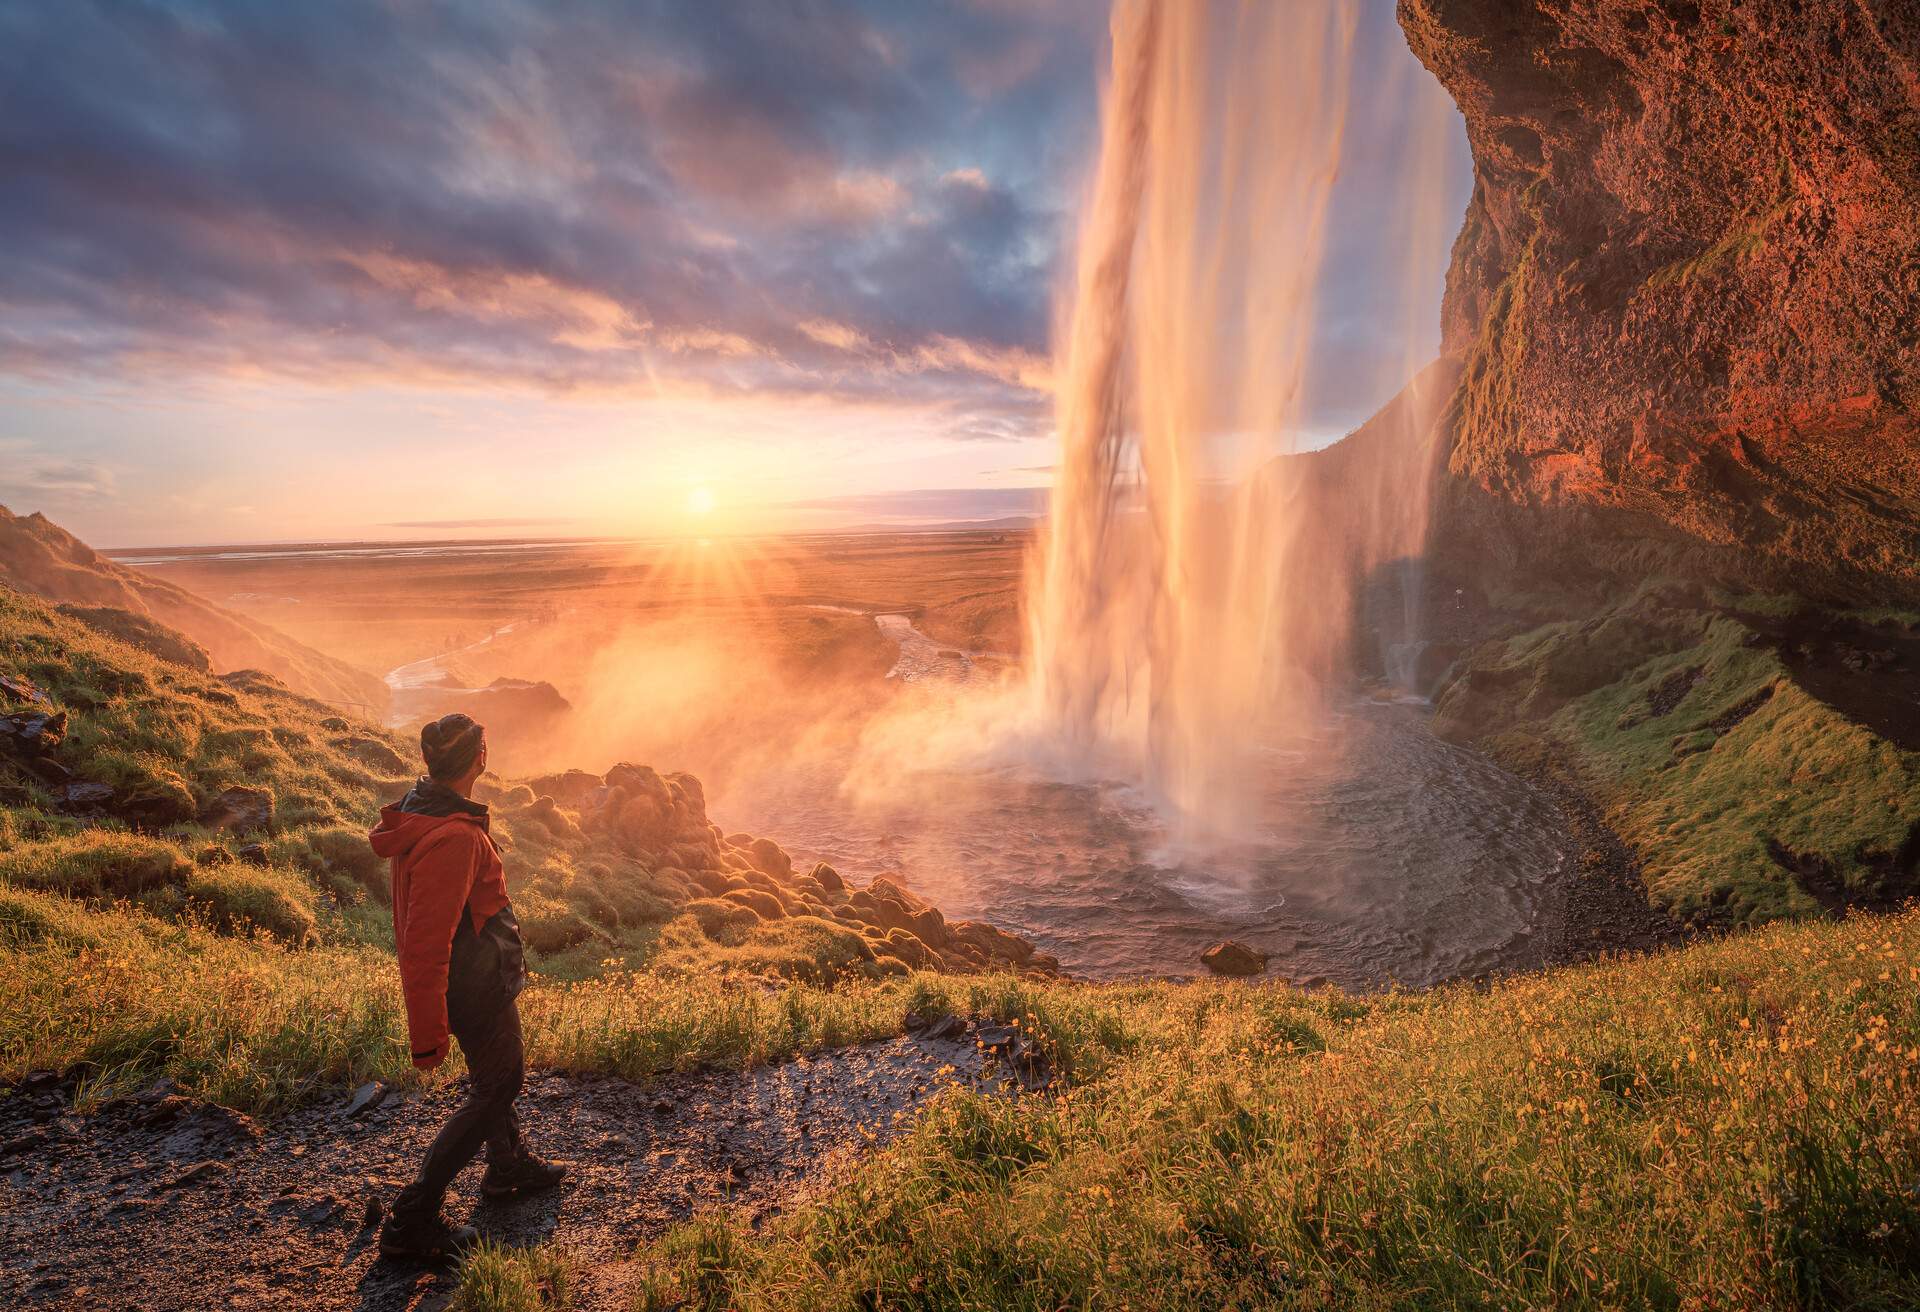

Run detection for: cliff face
[[1400, 0, 1920, 601]]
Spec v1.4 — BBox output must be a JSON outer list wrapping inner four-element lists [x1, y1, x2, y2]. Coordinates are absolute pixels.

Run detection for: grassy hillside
[[5, 571, 1918, 1309], [0, 584, 1050, 1108], [1433, 583, 1920, 924], [0, 504, 390, 713], [438, 907, 1920, 1312]]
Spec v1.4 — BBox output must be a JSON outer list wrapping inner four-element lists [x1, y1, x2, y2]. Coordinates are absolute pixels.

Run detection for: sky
[[0, 0, 1470, 547]]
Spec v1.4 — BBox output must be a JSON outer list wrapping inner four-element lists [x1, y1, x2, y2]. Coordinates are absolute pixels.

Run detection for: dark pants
[[391, 998, 526, 1222]]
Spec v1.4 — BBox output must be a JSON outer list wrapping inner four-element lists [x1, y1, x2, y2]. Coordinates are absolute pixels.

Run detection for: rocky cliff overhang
[[1400, 0, 1920, 601]]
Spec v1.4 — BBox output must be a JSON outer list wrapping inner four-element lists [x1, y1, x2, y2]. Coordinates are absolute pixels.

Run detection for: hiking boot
[[378, 1211, 478, 1262], [480, 1153, 567, 1199]]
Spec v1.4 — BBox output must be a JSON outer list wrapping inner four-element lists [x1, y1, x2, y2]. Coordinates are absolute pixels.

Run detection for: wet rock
[[19, 1069, 64, 1094], [924, 1013, 967, 1042], [1200, 940, 1269, 977], [0, 673, 51, 707], [58, 780, 115, 811], [0, 1127, 49, 1160], [198, 785, 273, 834], [0, 708, 65, 755], [975, 1025, 1018, 1052]]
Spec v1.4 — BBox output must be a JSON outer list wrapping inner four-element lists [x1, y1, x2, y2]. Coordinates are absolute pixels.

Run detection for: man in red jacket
[[370, 713, 565, 1260]]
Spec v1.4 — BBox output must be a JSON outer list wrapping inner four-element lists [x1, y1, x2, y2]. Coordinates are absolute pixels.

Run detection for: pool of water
[[717, 620, 1571, 988]]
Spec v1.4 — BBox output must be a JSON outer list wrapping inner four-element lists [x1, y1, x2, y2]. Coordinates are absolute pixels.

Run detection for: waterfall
[[1023, 0, 1453, 843]]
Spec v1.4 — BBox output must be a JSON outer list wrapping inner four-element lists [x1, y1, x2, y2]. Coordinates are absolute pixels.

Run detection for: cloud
[[0, 0, 1099, 429], [0, 0, 1470, 471], [0, 454, 118, 506], [381, 517, 582, 530], [785, 486, 1047, 522]]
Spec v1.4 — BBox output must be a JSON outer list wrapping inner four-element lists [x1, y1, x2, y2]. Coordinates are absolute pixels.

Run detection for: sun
[[686, 485, 716, 516]]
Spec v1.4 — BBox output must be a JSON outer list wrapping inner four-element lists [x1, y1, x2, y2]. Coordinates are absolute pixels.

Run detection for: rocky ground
[[1521, 761, 1691, 966], [0, 1024, 1002, 1312]]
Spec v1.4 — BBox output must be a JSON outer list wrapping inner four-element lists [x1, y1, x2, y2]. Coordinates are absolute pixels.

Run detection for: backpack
[[446, 902, 526, 1032]]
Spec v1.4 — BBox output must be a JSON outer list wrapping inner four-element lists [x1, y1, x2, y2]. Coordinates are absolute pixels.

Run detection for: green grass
[[1549, 618, 1920, 921], [452, 1242, 575, 1311], [1436, 592, 1920, 923], [0, 882, 1096, 1111], [625, 908, 1920, 1311]]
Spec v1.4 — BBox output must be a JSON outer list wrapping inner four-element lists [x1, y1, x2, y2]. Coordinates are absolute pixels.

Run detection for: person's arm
[[396, 828, 481, 1070]]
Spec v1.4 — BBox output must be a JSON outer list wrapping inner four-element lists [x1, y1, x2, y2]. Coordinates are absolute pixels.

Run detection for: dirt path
[[2, 1028, 992, 1311]]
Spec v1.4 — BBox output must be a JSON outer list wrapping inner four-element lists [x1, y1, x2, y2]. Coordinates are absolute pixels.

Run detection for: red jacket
[[370, 804, 510, 1068]]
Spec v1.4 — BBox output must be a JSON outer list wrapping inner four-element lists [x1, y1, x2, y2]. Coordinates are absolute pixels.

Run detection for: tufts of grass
[[452, 1242, 574, 1312], [0, 885, 408, 1110], [628, 908, 1920, 1311]]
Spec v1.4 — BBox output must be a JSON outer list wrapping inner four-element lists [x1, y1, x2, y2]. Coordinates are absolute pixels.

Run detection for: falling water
[[1024, 0, 1455, 844]]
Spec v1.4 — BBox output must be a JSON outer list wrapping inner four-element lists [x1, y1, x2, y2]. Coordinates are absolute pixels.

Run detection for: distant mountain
[[0, 505, 389, 715]]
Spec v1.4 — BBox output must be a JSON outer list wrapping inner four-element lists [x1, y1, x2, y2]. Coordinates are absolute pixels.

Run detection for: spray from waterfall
[[1023, 0, 1452, 844]]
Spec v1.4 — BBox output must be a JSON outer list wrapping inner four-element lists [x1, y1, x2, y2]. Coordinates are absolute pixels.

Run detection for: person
[[369, 712, 566, 1260]]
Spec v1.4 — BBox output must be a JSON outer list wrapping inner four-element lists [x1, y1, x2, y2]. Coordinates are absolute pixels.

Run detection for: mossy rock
[[722, 887, 786, 921], [685, 897, 758, 944], [182, 864, 317, 942]]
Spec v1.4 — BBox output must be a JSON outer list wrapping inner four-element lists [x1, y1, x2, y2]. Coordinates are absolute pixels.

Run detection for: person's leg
[[389, 1003, 521, 1225], [477, 1001, 568, 1196], [478, 1001, 525, 1167]]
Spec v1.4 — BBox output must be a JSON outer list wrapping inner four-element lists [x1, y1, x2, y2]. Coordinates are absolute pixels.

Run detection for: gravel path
[[1, 1026, 992, 1311]]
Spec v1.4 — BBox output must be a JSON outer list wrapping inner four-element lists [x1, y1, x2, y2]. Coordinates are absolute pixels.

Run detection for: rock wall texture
[[1399, 0, 1920, 601]]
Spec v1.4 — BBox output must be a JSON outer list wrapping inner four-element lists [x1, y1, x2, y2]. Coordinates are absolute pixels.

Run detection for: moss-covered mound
[[1433, 583, 1920, 923]]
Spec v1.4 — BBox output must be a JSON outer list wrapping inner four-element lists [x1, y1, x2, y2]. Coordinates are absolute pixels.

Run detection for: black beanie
[[420, 713, 485, 782]]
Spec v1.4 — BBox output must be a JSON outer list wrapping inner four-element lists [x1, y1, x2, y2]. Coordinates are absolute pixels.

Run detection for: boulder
[[0, 674, 51, 707], [951, 919, 1035, 966], [335, 736, 408, 774], [746, 838, 792, 880], [58, 781, 115, 811], [0, 709, 65, 756], [875, 927, 933, 969], [849, 877, 949, 947], [525, 769, 603, 806], [198, 786, 273, 834], [1200, 940, 1268, 977], [809, 861, 845, 893], [721, 888, 786, 921]]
